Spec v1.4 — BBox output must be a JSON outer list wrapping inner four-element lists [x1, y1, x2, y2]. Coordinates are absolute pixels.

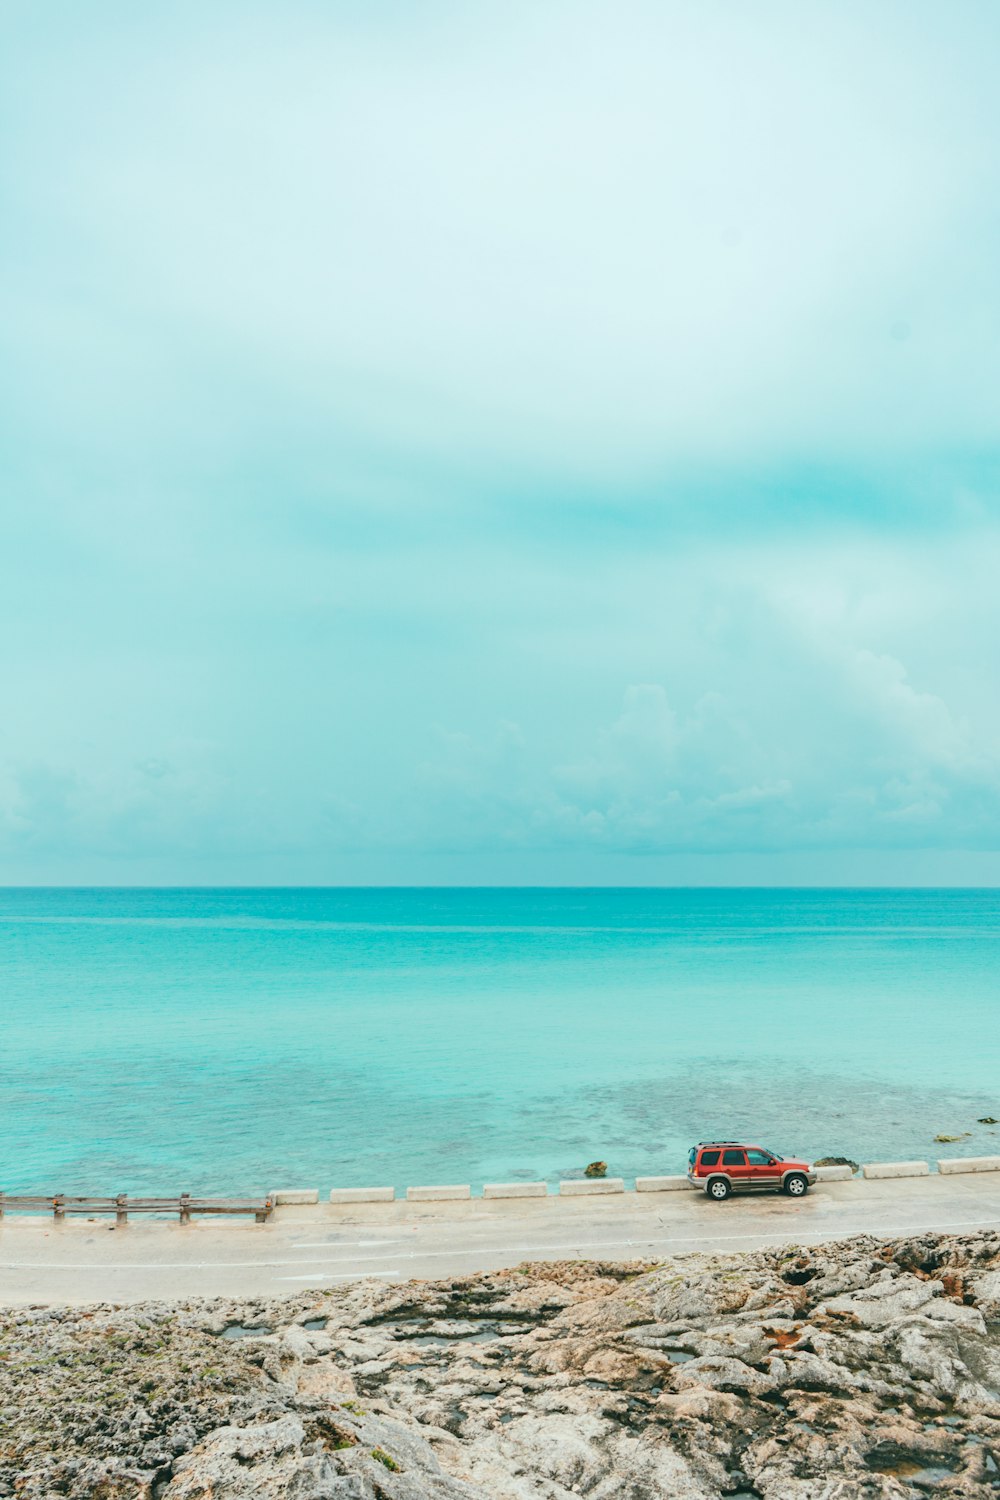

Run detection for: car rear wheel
[[784, 1173, 808, 1196], [707, 1177, 731, 1201]]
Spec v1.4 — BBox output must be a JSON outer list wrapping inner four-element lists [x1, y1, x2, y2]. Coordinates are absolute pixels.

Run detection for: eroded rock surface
[[5, 1231, 1000, 1496]]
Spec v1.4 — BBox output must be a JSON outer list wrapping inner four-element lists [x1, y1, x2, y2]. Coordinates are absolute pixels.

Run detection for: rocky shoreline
[[6, 1232, 1000, 1498]]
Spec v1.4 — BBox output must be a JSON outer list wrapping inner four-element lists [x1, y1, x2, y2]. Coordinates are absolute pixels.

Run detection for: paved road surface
[[3, 1175, 1000, 1305]]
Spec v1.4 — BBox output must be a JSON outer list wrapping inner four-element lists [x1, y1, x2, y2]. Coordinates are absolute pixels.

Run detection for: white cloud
[[3, 2, 1000, 489], [2, 4, 1000, 879], [850, 650, 971, 769]]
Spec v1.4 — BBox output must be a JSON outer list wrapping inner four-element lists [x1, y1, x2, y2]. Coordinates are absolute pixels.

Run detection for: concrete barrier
[[270, 1189, 320, 1205], [559, 1178, 625, 1196], [813, 1165, 854, 1182], [329, 1187, 395, 1204], [406, 1185, 472, 1202], [862, 1161, 930, 1180], [482, 1182, 548, 1198], [937, 1156, 1000, 1175], [635, 1176, 694, 1192]]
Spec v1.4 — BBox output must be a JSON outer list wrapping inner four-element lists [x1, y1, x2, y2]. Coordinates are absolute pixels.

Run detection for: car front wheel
[[784, 1173, 808, 1196], [707, 1177, 731, 1201]]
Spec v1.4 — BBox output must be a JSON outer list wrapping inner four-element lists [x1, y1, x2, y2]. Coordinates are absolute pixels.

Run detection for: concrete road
[[3, 1175, 1000, 1306]]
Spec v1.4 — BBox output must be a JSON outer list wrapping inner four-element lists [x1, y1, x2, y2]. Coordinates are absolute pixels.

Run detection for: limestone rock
[[8, 1234, 1000, 1498]]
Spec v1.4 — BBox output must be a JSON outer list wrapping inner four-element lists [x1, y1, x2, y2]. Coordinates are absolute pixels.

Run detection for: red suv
[[688, 1142, 816, 1201]]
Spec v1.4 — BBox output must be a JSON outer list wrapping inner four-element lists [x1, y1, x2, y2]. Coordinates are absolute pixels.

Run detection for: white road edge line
[[291, 1240, 408, 1249], [275, 1272, 401, 1281]]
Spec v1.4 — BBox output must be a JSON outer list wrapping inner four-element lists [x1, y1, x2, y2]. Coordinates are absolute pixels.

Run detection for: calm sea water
[[2, 887, 1000, 1195]]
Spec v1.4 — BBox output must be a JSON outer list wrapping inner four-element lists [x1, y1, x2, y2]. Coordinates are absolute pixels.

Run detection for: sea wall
[[263, 1155, 1000, 1201]]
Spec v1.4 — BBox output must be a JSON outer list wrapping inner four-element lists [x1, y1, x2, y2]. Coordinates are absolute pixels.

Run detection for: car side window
[[722, 1149, 745, 1166], [700, 1150, 720, 1167], [747, 1150, 772, 1165]]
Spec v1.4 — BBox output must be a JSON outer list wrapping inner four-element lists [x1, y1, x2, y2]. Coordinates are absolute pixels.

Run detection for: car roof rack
[[695, 1141, 746, 1147]]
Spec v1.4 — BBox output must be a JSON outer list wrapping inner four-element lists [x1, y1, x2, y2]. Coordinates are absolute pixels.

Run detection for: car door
[[720, 1147, 749, 1188], [745, 1148, 782, 1190], [697, 1148, 722, 1179]]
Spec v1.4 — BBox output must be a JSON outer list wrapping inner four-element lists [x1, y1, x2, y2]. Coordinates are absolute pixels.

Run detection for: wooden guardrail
[[0, 1193, 274, 1224]]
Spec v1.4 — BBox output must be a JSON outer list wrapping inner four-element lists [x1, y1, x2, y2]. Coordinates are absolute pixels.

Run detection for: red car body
[[687, 1142, 816, 1200]]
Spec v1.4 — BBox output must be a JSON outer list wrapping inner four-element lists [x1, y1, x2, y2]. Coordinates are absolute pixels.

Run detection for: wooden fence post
[[116, 1193, 128, 1226], [53, 1194, 66, 1221], [179, 1193, 191, 1225], [0, 1193, 4, 1219]]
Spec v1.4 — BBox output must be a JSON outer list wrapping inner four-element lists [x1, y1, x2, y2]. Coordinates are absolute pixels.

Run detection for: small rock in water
[[978, 1116, 998, 1124], [584, 1161, 607, 1178], [814, 1156, 859, 1173], [934, 1133, 971, 1143]]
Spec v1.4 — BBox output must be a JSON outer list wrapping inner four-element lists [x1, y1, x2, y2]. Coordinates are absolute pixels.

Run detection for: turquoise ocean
[[2, 887, 1000, 1196]]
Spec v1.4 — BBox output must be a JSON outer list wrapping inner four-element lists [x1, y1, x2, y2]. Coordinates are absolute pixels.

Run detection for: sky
[[2, 0, 1000, 885]]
